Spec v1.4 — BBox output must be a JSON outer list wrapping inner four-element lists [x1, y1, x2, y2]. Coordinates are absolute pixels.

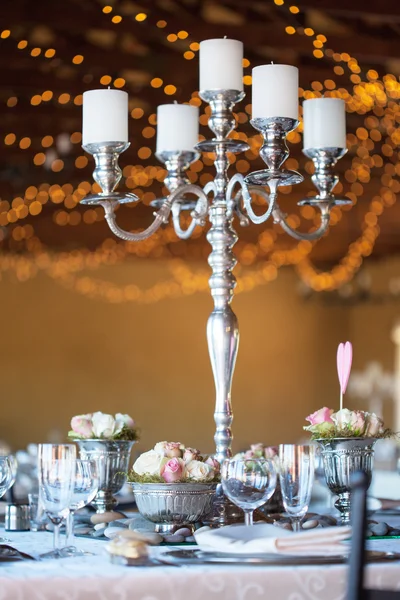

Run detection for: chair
[[347, 472, 400, 600]]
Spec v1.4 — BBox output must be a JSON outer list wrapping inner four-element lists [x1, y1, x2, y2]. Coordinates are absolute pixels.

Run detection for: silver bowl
[[129, 482, 217, 532]]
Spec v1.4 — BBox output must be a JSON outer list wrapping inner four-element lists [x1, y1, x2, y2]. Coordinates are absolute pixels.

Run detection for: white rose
[[364, 412, 384, 437], [92, 412, 116, 438], [154, 441, 169, 455], [133, 450, 167, 476], [114, 413, 135, 434], [185, 459, 215, 482], [331, 409, 365, 435]]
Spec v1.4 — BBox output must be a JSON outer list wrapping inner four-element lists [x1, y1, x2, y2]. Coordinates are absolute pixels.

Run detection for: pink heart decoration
[[337, 341, 353, 396]]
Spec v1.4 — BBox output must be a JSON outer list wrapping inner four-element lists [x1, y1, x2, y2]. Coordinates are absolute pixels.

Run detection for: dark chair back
[[347, 472, 400, 600]]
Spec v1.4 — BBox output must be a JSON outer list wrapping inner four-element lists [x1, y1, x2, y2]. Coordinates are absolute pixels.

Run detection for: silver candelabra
[[81, 88, 349, 524]]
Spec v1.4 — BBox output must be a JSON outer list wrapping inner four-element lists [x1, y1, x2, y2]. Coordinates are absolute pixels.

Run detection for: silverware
[[0, 544, 37, 561]]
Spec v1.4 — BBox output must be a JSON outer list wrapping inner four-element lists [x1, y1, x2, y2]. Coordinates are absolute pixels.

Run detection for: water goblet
[[279, 444, 315, 532], [221, 458, 277, 526], [63, 459, 99, 556], [0, 456, 13, 542], [38, 444, 76, 558]]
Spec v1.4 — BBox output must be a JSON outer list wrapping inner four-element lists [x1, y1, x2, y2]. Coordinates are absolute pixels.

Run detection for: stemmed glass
[[221, 458, 277, 526], [279, 444, 315, 532], [0, 456, 13, 542], [38, 444, 76, 558], [63, 459, 99, 556]]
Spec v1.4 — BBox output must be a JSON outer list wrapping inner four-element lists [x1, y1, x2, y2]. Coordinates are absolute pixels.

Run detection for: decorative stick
[[337, 341, 353, 411]]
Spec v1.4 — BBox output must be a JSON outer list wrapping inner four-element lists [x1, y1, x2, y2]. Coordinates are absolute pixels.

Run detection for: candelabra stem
[[206, 146, 239, 463]]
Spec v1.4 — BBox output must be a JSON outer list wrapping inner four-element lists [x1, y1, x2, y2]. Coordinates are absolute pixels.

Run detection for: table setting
[[1, 342, 400, 600]]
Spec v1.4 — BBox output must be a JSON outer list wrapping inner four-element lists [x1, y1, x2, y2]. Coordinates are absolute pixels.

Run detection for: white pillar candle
[[252, 65, 299, 120], [82, 89, 128, 145], [199, 38, 243, 91], [303, 97, 346, 149], [156, 104, 199, 153]]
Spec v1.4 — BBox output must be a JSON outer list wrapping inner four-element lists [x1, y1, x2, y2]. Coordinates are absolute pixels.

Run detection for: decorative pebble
[[163, 534, 185, 544], [185, 536, 196, 543], [106, 521, 127, 529], [174, 527, 191, 538], [91, 511, 126, 525], [73, 527, 92, 535], [370, 523, 389, 536], [104, 527, 124, 539], [94, 523, 107, 531], [365, 529, 374, 538], [273, 521, 292, 530], [93, 528, 107, 538], [302, 520, 318, 530], [318, 516, 337, 526], [389, 529, 400, 536], [128, 519, 155, 532]]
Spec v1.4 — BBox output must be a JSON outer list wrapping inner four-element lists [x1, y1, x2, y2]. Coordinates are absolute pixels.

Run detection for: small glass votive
[[28, 493, 44, 532]]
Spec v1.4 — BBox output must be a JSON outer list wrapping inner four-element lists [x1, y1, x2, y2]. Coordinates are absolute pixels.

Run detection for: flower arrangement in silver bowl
[[303, 341, 395, 525], [69, 411, 138, 513], [127, 442, 219, 532]]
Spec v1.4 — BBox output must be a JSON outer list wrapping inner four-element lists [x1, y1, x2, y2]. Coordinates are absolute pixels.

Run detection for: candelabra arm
[[100, 199, 172, 242], [171, 184, 209, 240], [240, 177, 278, 226], [272, 203, 331, 241]]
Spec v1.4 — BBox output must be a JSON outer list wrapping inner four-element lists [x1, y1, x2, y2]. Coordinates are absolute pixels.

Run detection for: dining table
[[1, 524, 400, 600]]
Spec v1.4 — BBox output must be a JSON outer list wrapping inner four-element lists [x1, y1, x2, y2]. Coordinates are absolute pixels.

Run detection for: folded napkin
[[194, 523, 351, 556]]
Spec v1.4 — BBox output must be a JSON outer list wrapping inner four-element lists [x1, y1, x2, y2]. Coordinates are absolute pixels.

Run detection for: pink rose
[[306, 407, 334, 426], [161, 458, 184, 483], [205, 456, 220, 472], [264, 446, 278, 460], [244, 450, 255, 459], [183, 448, 200, 463], [364, 413, 384, 437], [165, 442, 183, 458], [71, 414, 93, 438], [331, 409, 366, 435]]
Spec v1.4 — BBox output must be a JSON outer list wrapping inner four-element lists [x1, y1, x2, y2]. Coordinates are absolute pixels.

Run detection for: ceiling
[[0, 0, 399, 293]]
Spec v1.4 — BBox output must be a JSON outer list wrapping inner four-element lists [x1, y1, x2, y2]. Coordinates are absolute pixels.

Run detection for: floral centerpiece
[[303, 341, 394, 525], [304, 407, 390, 440], [68, 411, 139, 441], [69, 411, 138, 513], [128, 442, 219, 532], [128, 441, 220, 483]]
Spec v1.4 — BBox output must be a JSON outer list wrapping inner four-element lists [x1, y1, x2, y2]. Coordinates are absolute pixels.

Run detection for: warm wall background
[[0, 256, 398, 456]]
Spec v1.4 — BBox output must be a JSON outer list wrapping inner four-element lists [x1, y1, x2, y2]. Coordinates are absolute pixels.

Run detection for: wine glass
[[63, 459, 99, 556], [0, 456, 13, 542], [279, 444, 315, 532], [38, 444, 76, 558], [221, 458, 277, 526]]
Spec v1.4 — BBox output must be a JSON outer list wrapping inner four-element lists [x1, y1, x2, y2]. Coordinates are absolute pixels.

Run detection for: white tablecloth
[[1, 530, 400, 600]]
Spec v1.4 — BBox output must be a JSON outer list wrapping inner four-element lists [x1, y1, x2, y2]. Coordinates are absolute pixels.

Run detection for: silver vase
[[76, 440, 135, 513], [317, 438, 376, 525]]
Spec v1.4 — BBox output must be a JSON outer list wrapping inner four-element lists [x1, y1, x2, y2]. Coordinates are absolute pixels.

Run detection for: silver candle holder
[[81, 88, 347, 524]]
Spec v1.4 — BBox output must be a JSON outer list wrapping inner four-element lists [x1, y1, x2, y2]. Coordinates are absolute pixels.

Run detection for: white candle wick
[[224, 35, 227, 39], [271, 61, 274, 65]]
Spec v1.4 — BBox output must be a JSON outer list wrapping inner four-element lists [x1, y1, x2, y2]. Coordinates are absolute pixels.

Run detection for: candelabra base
[[245, 168, 303, 187], [203, 486, 244, 527]]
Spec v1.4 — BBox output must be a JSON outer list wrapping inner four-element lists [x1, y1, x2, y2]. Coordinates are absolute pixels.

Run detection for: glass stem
[[291, 518, 302, 532], [65, 510, 75, 547], [244, 510, 254, 526], [53, 522, 61, 551]]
